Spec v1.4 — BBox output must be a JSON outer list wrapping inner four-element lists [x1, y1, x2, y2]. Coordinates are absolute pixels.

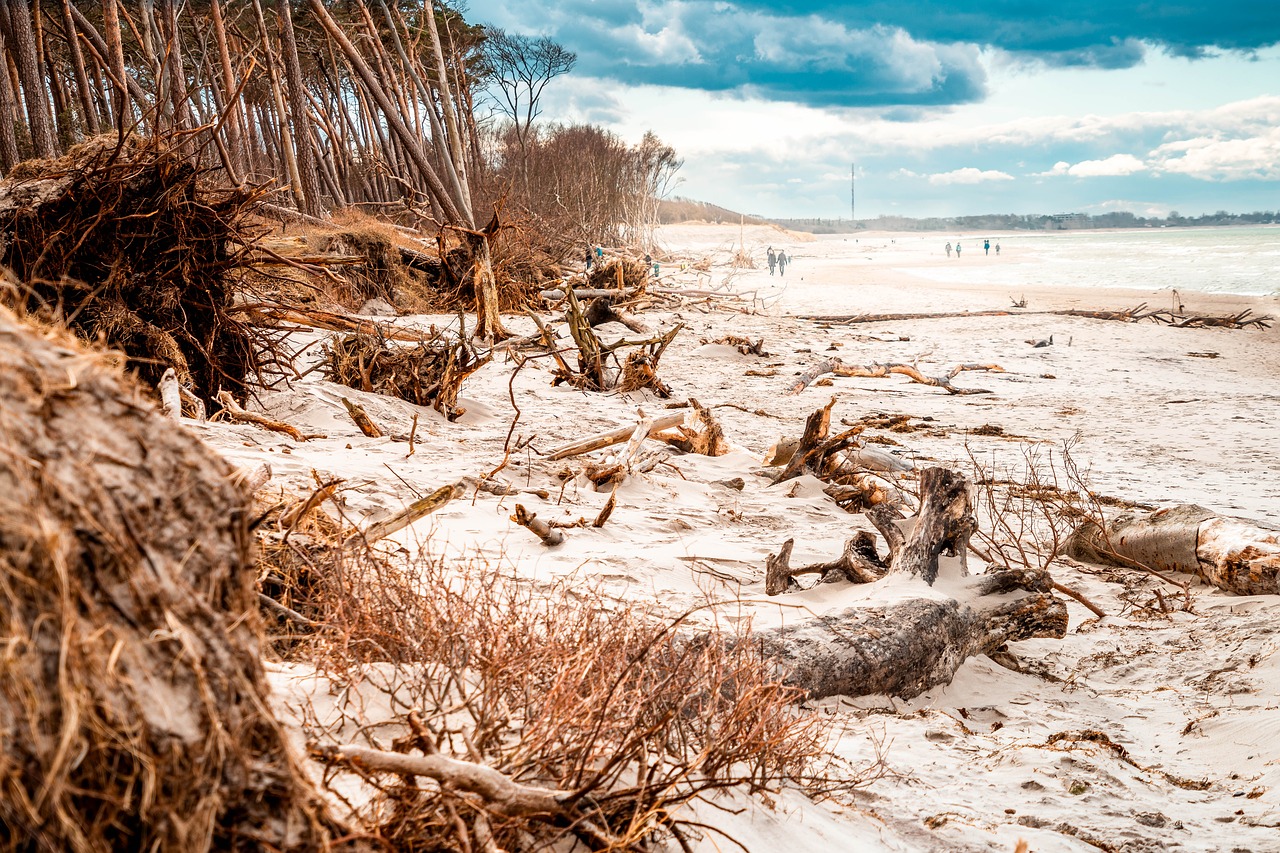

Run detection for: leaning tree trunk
[[0, 305, 343, 850], [7, 0, 56, 158], [1066, 504, 1280, 596], [754, 467, 1068, 699]]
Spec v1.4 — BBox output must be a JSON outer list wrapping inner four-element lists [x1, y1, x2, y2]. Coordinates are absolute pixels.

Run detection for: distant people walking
[[955, 242, 962, 258], [995, 242, 1001, 256], [585, 246, 593, 272], [945, 242, 952, 258], [984, 239, 990, 255], [767, 246, 777, 275], [777, 250, 789, 275]]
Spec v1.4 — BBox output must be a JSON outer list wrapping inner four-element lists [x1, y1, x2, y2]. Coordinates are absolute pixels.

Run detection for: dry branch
[[512, 504, 565, 546], [216, 389, 318, 441], [792, 359, 1004, 395], [341, 396, 384, 437], [324, 331, 489, 421]]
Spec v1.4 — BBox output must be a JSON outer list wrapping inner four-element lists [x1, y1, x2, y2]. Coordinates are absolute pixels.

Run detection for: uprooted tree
[[0, 305, 341, 851]]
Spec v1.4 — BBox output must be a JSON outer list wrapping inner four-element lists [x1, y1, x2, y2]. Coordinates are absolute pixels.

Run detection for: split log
[[774, 397, 865, 483], [512, 504, 564, 546], [869, 467, 975, 585], [653, 397, 728, 456], [546, 413, 686, 460], [1065, 505, 1280, 596]]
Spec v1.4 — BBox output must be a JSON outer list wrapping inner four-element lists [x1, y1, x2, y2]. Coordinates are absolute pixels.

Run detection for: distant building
[[1048, 213, 1089, 229]]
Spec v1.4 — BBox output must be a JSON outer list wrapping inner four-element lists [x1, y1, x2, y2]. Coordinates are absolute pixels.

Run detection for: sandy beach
[[206, 221, 1280, 852]]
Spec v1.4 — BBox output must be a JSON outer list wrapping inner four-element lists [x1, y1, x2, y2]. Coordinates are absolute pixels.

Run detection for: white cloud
[[1150, 127, 1280, 181], [1061, 153, 1148, 176], [927, 167, 1015, 185]]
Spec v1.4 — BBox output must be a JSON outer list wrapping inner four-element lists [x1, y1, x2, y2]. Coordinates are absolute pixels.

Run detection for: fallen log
[[802, 305, 1271, 331], [753, 566, 1068, 699], [1065, 505, 1280, 596], [344, 484, 458, 547]]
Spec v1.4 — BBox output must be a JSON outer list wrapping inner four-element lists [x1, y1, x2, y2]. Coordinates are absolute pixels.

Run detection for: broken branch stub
[[870, 467, 976, 586]]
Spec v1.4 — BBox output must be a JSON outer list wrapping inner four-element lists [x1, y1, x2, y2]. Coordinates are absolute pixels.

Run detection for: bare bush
[[264, 533, 846, 851]]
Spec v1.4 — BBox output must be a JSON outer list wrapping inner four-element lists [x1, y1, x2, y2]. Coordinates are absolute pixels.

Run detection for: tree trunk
[[0, 26, 21, 170], [276, 0, 322, 216], [8, 0, 56, 157], [1066, 505, 1280, 596], [99, 0, 129, 135], [207, 0, 243, 174], [59, 0, 97, 135]]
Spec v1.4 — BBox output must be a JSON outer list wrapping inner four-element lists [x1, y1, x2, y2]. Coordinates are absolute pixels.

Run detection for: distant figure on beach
[[645, 253, 658, 279], [945, 242, 952, 258], [995, 242, 1001, 255], [585, 246, 593, 271], [777, 250, 789, 275], [984, 239, 990, 255], [767, 246, 777, 275], [955, 242, 962, 258], [596, 246, 604, 262]]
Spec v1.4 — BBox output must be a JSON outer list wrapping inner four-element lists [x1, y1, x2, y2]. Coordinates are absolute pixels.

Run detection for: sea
[[888, 225, 1280, 297]]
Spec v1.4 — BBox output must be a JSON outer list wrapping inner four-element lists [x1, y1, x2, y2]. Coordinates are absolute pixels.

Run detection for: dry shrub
[[0, 134, 264, 406], [322, 330, 490, 421], [0, 306, 338, 851], [317, 228, 411, 302], [587, 257, 650, 291], [281, 542, 838, 851]]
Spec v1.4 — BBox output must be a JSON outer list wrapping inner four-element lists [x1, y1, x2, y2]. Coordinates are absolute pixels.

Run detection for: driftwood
[[1065, 505, 1280, 596], [754, 565, 1068, 699], [765, 533, 887, 594], [324, 330, 489, 421], [344, 484, 457, 547], [802, 305, 1271, 331], [242, 302, 441, 342], [790, 359, 1004, 395], [546, 412, 686, 460], [754, 467, 1066, 698], [580, 295, 649, 334], [216, 389, 321, 440], [341, 396, 383, 437], [512, 504, 564, 546], [653, 397, 728, 456]]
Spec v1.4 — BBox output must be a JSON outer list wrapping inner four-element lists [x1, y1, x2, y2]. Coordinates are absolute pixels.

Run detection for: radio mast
[[850, 162, 856, 228]]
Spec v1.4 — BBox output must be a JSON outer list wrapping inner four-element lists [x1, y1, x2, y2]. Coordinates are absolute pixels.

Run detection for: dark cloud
[[469, 0, 1277, 109]]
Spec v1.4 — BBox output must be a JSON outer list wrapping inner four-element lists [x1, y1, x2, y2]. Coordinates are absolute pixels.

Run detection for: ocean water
[[889, 226, 1280, 296]]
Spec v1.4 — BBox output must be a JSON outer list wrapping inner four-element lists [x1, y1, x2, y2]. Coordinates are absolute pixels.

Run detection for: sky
[[464, 0, 1280, 220]]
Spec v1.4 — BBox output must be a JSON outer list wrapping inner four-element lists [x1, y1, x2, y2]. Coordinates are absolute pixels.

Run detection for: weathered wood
[[753, 567, 1068, 699], [1065, 505, 1280, 596], [216, 389, 321, 441], [795, 359, 1004, 395], [345, 484, 457, 546], [870, 467, 975, 585], [546, 413, 686, 460], [512, 504, 564, 546], [341, 396, 384, 437], [653, 397, 728, 456], [540, 287, 640, 302], [801, 306, 1271, 331], [765, 533, 886, 595], [581, 296, 649, 334]]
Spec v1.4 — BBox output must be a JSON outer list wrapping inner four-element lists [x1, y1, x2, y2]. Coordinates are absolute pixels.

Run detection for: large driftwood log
[[791, 359, 1003, 395], [755, 466, 1066, 699], [754, 567, 1068, 699], [1065, 505, 1280, 596]]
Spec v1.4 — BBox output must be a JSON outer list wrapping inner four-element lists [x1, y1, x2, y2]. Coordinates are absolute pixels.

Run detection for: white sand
[[211, 222, 1279, 851]]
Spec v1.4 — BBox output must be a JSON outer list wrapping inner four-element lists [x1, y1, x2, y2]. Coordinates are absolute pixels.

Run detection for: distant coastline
[[769, 210, 1280, 234]]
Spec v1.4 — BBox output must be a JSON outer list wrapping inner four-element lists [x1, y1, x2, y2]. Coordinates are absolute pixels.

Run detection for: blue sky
[[466, 0, 1280, 219]]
